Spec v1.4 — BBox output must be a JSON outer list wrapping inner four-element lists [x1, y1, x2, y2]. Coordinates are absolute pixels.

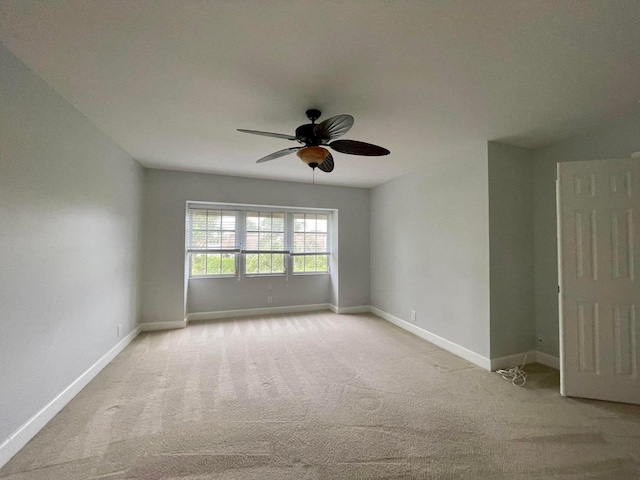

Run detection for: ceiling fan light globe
[[297, 146, 329, 168]]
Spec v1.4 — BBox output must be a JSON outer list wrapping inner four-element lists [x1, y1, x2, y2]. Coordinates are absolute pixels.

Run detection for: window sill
[[292, 272, 331, 276], [189, 272, 329, 280], [189, 275, 237, 280], [244, 273, 287, 278]]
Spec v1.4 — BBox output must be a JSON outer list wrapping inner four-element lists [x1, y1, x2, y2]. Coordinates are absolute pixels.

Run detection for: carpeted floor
[[1, 311, 639, 479]]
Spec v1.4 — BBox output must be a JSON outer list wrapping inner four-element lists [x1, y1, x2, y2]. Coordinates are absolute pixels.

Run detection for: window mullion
[[286, 212, 292, 276], [238, 210, 246, 279]]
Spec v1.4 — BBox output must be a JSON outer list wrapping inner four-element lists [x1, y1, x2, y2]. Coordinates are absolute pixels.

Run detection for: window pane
[[294, 233, 305, 253], [221, 213, 236, 230], [246, 232, 259, 250], [188, 252, 236, 277], [207, 214, 221, 230], [258, 233, 272, 250], [221, 232, 236, 249], [191, 254, 206, 275], [245, 212, 285, 254], [259, 214, 272, 231], [245, 254, 259, 274], [192, 211, 207, 230], [221, 254, 236, 274], [306, 216, 317, 232], [315, 233, 327, 251], [289, 213, 329, 255], [246, 214, 259, 231], [245, 253, 285, 275], [316, 215, 328, 232], [272, 213, 285, 231], [258, 254, 271, 273], [207, 232, 221, 248], [272, 233, 284, 250], [305, 255, 317, 271], [206, 253, 221, 275], [188, 209, 237, 252], [272, 254, 284, 273], [192, 231, 207, 248], [305, 234, 317, 251], [292, 254, 328, 273]]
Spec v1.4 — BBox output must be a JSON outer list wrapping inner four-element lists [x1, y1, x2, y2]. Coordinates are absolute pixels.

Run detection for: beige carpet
[[1, 311, 639, 479]]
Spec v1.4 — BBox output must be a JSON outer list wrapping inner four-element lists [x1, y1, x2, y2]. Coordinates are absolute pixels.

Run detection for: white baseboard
[[534, 350, 560, 370], [368, 307, 561, 372], [333, 305, 370, 314], [370, 306, 493, 370], [185, 303, 332, 323], [490, 351, 534, 371], [0, 325, 142, 470], [140, 320, 187, 331], [490, 350, 560, 371], [143, 304, 371, 331]]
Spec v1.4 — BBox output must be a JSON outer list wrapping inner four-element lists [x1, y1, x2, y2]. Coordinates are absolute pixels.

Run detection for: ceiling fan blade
[[314, 115, 354, 142], [255, 147, 301, 163], [317, 153, 334, 173], [328, 139, 390, 156], [238, 129, 297, 141]]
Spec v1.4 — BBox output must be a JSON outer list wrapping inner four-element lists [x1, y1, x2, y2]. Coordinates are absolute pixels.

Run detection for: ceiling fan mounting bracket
[[305, 109, 321, 123]]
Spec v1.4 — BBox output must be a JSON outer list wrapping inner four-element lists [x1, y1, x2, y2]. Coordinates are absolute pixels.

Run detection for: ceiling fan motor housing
[[295, 124, 318, 145]]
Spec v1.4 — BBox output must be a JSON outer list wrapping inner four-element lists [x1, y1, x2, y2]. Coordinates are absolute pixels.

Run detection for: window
[[187, 209, 238, 277], [187, 205, 331, 278], [293, 213, 329, 273], [244, 211, 286, 275]]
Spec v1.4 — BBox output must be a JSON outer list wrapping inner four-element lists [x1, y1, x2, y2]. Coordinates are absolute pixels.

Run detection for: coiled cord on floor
[[496, 354, 527, 386]]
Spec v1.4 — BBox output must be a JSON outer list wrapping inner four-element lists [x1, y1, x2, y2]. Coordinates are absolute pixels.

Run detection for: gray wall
[[370, 145, 491, 358], [532, 111, 640, 357], [488, 142, 535, 358], [0, 44, 143, 443], [141, 169, 370, 323], [187, 274, 330, 313]]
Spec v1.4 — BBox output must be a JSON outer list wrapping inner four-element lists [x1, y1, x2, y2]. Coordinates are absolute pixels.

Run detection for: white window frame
[[186, 203, 332, 279], [243, 210, 288, 277], [291, 212, 331, 275], [186, 209, 240, 279]]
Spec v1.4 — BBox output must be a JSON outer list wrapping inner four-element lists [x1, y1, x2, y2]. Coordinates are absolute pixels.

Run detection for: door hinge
[[558, 285, 560, 293]]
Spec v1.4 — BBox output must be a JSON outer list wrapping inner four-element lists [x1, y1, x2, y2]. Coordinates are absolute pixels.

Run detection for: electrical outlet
[[117, 324, 122, 337], [268, 296, 273, 304], [410, 311, 416, 322]]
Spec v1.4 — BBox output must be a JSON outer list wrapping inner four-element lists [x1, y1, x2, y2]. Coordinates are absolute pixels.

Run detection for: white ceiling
[[1, 1, 639, 187]]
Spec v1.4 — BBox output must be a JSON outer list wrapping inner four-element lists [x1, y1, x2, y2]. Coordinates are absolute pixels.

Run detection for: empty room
[[1, 1, 639, 478]]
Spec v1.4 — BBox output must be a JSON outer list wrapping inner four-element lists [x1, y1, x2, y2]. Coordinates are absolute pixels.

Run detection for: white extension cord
[[496, 354, 528, 387]]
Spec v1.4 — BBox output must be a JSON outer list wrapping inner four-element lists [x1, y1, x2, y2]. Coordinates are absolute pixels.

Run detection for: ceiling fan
[[238, 109, 390, 173]]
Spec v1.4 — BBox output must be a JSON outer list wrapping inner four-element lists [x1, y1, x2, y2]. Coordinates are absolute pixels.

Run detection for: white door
[[557, 157, 640, 404]]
